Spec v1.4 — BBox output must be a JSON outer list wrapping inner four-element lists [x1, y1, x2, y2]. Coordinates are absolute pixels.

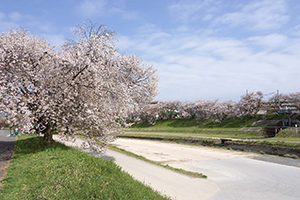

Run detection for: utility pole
[[277, 90, 284, 127], [277, 90, 280, 109]]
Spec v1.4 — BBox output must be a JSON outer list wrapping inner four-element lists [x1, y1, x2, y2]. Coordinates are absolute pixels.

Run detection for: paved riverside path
[[0, 130, 16, 179], [53, 135, 219, 200], [113, 138, 300, 200]]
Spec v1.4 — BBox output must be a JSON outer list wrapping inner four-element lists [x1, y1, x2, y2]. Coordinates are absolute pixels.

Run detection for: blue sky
[[1, 0, 300, 102]]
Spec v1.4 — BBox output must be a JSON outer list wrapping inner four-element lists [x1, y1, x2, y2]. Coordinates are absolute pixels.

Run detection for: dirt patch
[[0, 141, 16, 185], [0, 160, 11, 189], [252, 120, 279, 126]]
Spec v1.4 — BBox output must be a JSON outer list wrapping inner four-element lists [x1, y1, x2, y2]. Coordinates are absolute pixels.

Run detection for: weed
[[284, 154, 299, 159]]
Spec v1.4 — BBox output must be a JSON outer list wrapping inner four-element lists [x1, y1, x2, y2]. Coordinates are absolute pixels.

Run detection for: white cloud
[[247, 33, 288, 49], [137, 24, 160, 34], [168, 0, 221, 22], [75, 0, 108, 18], [203, 14, 213, 21], [8, 12, 22, 21], [0, 12, 45, 33], [0, 11, 66, 51], [0, 21, 19, 32], [75, 0, 138, 19], [214, 0, 289, 31], [117, 25, 300, 101], [41, 34, 65, 49], [0, 12, 5, 20], [287, 25, 300, 36]]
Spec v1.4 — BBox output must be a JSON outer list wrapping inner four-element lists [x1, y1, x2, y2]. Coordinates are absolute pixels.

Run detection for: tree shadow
[[13, 136, 117, 162], [12, 136, 70, 158], [0, 141, 16, 162]]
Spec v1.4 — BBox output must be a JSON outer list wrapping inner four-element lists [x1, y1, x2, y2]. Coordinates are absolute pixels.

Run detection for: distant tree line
[[128, 91, 300, 125]]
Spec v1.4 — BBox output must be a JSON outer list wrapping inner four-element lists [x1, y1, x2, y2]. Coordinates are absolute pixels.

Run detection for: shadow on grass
[[12, 135, 70, 158], [0, 141, 16, 162]]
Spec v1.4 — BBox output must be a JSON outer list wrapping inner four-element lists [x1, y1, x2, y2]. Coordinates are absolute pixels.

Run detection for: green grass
[[131, 114, 282, 129], [275, 128, 300, 138], [109, 145, 207, 179], [0, 135, 169, 200]]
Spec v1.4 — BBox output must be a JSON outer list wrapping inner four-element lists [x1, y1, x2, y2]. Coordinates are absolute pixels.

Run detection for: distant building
[[278, 101, 299, 127]]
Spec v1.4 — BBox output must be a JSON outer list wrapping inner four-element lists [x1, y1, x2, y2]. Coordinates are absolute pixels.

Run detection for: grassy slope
[[131, 115, 282, 130], [0, 135, 168, 200], [128, 116, 265, 138]]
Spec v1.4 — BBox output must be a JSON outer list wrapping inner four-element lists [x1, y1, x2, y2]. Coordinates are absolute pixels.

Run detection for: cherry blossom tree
[[155, 101, 181, 119], [288, 92, 300, 110], [238, 91, 264, 116], [266, 93, 290, 114], [212, 100, 238, 122], [181, 101, 196, 118], [0, 23, 158, 148], [0, 115, 7, 127], [129, 99, 240, 124], [0, 28, 62, 139]]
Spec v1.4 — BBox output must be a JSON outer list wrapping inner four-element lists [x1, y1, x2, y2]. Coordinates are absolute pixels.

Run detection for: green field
[[0, 135, 169, 200]]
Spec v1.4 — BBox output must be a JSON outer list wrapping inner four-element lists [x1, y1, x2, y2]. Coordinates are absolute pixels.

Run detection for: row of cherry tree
[[129, 91, 300, 124], [0, 22, 158, 149]]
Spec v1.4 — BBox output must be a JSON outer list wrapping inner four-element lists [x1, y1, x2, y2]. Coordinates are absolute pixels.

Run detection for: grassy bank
[[128, 115, 300, 140], [131, 114, 282, 129], [128, 116, 266, 138], [0, 135, 169, 200]]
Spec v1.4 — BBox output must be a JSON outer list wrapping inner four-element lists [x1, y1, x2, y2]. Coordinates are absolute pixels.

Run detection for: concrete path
[[0, 130, 16, 180], [113, 138, 300, 200], [53, 135, 219, 200]]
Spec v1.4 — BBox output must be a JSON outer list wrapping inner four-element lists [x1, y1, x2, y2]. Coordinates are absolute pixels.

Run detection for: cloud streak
[[75, 0, 138, 20], [214, 0, 289, 31], [117, 23, 300, 101], [168, 0, 221, 22]]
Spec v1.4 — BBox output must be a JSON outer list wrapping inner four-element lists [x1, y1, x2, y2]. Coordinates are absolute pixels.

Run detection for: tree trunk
[[43, 124, 54, 143]]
